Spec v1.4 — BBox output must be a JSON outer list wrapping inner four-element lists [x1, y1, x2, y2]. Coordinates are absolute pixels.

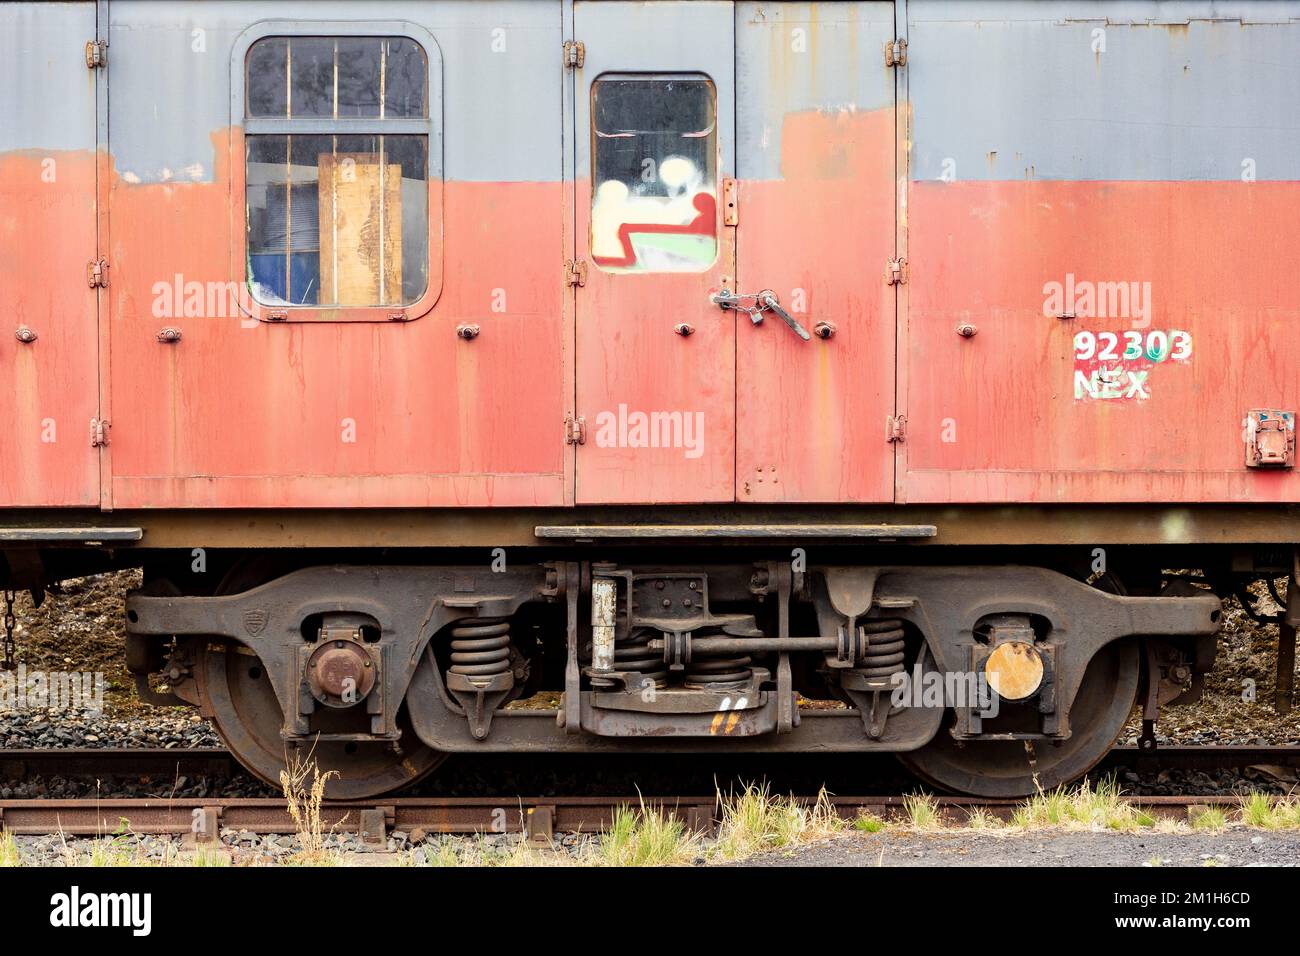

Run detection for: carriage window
[[244, 36, 430, 308], [590, 75, 717, 273]]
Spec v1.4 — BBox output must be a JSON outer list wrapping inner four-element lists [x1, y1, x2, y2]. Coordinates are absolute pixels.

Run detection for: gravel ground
[[736, 829, 1300, 867], [0, 709, 219, 750], [8, 828, 598, 867], [0, 770, 273, 801], [1119, 577, 1300, 747], [10, 826, 1300, 868], [1094, 767, 1300, 798]]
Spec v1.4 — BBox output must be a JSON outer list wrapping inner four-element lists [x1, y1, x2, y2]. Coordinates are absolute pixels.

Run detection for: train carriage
[[2, 0, 1298, 796]]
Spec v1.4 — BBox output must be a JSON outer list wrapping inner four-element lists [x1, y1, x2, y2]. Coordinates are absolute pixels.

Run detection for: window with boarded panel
[[244, 36, 430, 308]]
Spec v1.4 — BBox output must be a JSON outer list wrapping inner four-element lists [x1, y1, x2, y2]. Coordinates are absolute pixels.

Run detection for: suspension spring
[[684, 636, 753, 690], [857, 617, 907, 681], [615, 627, 669, 687], [448, 617, 512, 682]]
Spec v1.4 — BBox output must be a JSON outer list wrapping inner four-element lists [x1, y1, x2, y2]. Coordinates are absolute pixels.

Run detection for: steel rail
[[0, 744, 1295, 781], [0, 792, 1285, 841]]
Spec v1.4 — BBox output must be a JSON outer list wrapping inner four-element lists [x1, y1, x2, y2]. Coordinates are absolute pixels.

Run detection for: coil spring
[[615, 627, 669, 687], [857, 617, 907, 680], [448, 617, 512, 680], [685, 635, 753, 689]]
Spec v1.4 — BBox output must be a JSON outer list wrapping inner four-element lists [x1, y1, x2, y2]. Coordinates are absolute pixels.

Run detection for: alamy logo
[[593, 404, 705, 460], [49, 886, 152, 936], [151, 274, 241, 319], [1042, 273, 1152, 327], [889, 664, 999, 718], [0, 666, 104, 715]]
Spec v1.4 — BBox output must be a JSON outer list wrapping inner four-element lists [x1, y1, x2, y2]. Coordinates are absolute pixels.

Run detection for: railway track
[[1, 744, 1296, 783], [0, 744, 1294, 841], [0, 791, 1288, 842]]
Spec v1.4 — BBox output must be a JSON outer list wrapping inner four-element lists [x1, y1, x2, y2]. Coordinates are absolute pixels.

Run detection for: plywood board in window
[[318, 152, 403, 306]]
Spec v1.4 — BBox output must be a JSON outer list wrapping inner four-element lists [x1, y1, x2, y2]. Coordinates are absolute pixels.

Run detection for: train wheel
[[197, 640, 446, 799], [195, 558, 445, 799], [896, 639, 1138, 798]]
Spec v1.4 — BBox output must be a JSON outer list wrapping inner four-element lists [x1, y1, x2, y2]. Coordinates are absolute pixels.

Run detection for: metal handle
[[711, 289, 812, 341], [759, 292, 811, 341]]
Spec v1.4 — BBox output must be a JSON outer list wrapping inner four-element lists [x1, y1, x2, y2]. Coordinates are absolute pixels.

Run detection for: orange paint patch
[[105, 131, 567, 508], [0, 151, 100, 506], [737, 107, 896, 503], [904, 179, 1300, 502]]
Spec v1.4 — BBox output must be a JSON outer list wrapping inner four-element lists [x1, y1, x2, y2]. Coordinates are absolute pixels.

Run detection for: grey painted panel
[[575, 0, 736, 176], [736, 1, 895, 180], [109, 0, 561, 183], [108, 5, 247, 183], [909, 0, 1300, 181], [227, 19, 443, 186], [908, 0, 1300, 24], [0, 3, 97, 152]]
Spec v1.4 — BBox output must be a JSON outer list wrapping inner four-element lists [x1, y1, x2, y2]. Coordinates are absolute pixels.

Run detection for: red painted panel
[[902, 180, 1300, 503], [0, 151, 100, 506], [737, 107, 896, 502], [105, 133, 567, 508]]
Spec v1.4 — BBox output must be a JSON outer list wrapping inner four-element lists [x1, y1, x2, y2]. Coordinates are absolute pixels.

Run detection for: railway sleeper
[[124, 562, 1221, 798]]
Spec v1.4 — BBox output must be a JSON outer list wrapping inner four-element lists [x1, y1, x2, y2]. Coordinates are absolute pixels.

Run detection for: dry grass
[[186, 845, 232, 867], [1011, 777, 1156, 832], [1189, 806, 1229, 831], [710, 784, 844, 861], [1238, 792, 1300, 829], [902, 793, 943, 830], [964, 807, 1004, 830], [279, 751, 341, 866], [413, 834, 571, 868], [0, 832, 21, 867], [78, 840, 133, 867], [420, 785, 849, 867], [852, 811, 887, 833], [597, 799, 699, 867]]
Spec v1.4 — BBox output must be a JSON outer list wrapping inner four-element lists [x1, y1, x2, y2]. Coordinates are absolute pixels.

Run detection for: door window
[[590, 74, 717, 273]]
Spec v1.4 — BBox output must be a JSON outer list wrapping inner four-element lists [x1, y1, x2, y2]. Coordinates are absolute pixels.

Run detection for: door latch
[[711, 289, 811, 341]]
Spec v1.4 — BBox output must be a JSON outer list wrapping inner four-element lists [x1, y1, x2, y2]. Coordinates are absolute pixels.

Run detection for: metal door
[[0, 3, 103, 507], [573, 1, 737, 503], [733, 1, 899, 503]]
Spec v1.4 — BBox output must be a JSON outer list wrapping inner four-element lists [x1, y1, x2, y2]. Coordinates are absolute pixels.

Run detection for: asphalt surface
[[738, 829, 1300, 867]]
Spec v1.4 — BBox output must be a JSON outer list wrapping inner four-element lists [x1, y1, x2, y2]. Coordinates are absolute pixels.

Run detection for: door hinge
[[87, 258, 109, 288], [85, 40, 108, 69], [565, 259, 587, 287], [886, 415, 906, 443], [886, 257, 907, 285], [565, 414, 586, 445], [90, 418, 110, 447], [722, 178, 739, 226], [563, 40, 585, 69], [885, 38, 907, 67]]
